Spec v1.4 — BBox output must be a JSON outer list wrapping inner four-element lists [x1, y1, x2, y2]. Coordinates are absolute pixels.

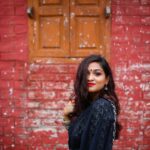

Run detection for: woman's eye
[[94, 72, 101, 76]]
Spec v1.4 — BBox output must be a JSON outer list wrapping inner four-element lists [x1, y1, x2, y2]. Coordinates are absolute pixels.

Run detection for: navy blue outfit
[[68, 98, 116, 150]]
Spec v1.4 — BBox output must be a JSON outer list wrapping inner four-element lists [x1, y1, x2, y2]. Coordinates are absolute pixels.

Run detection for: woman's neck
[[89, 92, 99, 101]]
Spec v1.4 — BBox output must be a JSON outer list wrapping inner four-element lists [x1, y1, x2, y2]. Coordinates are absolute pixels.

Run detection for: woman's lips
[[88, 83, 96, 87]]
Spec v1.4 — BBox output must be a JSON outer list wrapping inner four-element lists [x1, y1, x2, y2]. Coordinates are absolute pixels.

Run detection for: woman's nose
[[88, 73, 94, 81]]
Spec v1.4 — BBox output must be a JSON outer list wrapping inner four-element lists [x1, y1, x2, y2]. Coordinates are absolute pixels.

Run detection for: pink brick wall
[[0, 0, 150, 149], [111, 0, 150, 149]]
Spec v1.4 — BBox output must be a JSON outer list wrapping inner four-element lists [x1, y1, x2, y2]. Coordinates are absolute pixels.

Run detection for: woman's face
[[87, 62, 109, 93]]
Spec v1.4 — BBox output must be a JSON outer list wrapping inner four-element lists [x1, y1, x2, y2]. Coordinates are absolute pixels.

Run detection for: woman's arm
[[80, 99, 116, 150]]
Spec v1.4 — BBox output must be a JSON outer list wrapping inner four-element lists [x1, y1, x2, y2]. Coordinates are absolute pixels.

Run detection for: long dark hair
[[69, 54, 122, 139]]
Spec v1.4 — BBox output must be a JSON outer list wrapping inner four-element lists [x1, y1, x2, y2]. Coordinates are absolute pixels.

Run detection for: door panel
[[70, 0, 108, 57], [30, 0, 69, 58]]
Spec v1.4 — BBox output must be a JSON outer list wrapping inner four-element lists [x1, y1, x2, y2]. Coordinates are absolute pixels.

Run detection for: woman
[[63, 55, 121, 150]]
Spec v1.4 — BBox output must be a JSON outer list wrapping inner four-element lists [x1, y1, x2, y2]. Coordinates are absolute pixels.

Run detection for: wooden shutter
[[28, 0, 110, 59], [70, 0, 110, 57], [29, 0, 70, 58]]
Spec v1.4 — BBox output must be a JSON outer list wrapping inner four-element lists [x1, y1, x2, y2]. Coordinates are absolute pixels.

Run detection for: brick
[[112, 5, 150, 16], [14, 99, 27, 108], [1, 52, 28, 61], [10, 145, 28, 150], [13, 16, 27, 25], [42, 81, 69, 90], [140, 82, 150, 92], [24, 119, 41, 128], [15, 62, 28, 71], [141, 0, 150, 5], [68, 65, 78, 73], [28, 90, 56, 100], [15, 5, 27, 15], [0, 136, 3, 144], [0, 127, 3, 135], [0, 16, 13, 25], [0, 118, 14, 127], [0, 41, 15, 52], [0, 0, 14, 5], [127, 101, 145, 111], [28, 109, 59, 119], [40, 118, 59, 126], [13, 90, 27, 100], [27, 132, 52, 145], [143, 92, 150, 100], [57, 130, 68, 144], [2, 108, 27, 118], [142, 73, 150, 82], [0, 99, 14, 108], [112, 5, 125, 15], [0, 6, 14, 15], [27, 81, 41, 90], [57, 90, 73, 100], [144, 126, 150, 138], [0, 34, 16, 42], [144, 112, 150, 119], [3, 135, 14, 145], [14, 127, 29, 136], [0, 25, 14, 34], [139, 145, 150, 150], [128, 63, 150, 72], [111, 25, 125, 34], [126, 25, 141, 35], [0, 89, 13, 99], [112, 0, 140, 5], [14, 81, 26, 90], [28, 73, 73, 82], [0, 80, 14, 89], [1, 71, 24, 80], [142, 33, 150, 44], [14, 25, 27, 34], [29, 64, 69, 74], [0, 16, 27, 25], [141, 17, 150, 26], [141, 26, 150, 34], [40, 100, 66, 109], [0, 61, 14, 70], [14, 0, 26, 5], [113, 16, 141, 25], [26, 101, 40, 108], [138, 52, 150, 62], [4, 125, 15, 135], [126, 6, 150, 16], [55, 144, 68, 150], [14, 118, 25, 127]]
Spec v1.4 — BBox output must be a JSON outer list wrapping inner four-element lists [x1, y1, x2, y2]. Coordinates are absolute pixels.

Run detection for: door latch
[[104, 6, 111, 18], [27, 7, 34, 19]]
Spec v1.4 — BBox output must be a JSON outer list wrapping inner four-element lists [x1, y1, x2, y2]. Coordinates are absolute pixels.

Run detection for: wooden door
[[28, 0, 110, 59]]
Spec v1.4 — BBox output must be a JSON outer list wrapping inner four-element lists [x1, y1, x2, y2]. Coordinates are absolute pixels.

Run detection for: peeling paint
[[9, 88, 13, 95], [70, 12, 75, 18], [33, 127, 57, 133]]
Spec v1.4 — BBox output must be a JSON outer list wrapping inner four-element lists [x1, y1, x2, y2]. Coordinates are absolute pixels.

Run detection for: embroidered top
[[68, 98, 116, 150]]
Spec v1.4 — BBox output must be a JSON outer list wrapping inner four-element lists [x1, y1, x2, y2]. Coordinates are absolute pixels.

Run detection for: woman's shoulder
[[92, 98, 114, 108], [91, 98, 116, 120]]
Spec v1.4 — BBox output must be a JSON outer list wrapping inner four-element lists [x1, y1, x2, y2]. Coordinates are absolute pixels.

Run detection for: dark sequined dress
[[68, 98, 116, 150]]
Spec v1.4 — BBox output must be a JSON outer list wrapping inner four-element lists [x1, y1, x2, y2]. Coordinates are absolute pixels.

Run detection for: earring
[[104, 84, 108, 91]]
